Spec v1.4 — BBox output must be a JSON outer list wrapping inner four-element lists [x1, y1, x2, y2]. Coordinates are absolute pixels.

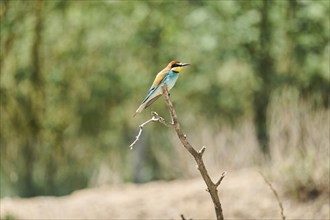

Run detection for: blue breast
[[164, 71, 179, 90]]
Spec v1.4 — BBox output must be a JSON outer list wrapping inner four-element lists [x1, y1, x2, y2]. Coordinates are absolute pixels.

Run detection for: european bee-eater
[[134, 60, 191, 116]]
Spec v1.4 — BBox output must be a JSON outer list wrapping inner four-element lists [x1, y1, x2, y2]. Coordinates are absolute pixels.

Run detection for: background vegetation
[[1, 0, 329, 201]]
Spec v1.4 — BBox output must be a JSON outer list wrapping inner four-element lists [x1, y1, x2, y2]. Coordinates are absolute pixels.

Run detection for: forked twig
[[129, 112, 173, 150], [129, 114, 157, 150]]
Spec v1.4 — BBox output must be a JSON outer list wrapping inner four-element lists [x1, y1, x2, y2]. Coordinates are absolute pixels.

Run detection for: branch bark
[[161, 85, 225, 220]]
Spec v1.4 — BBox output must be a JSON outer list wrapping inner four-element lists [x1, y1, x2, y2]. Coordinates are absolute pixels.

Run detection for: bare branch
[[215, 172, 227, 187], [198, 146, 206, 156], [161, 85, 199, 157], [129, 112, 174, 149], [161, 85, 225, 220], [129, 112, 159, 150], [259, 172, 286, 220], [131, 85, 226, 220], [152, 112, 174, 128]]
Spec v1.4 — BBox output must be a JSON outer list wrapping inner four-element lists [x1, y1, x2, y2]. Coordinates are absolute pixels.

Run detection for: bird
[[134, 60, 191, 116]]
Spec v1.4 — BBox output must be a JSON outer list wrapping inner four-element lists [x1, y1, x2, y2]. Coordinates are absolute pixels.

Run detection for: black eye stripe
[[171, 63, 180, 68]]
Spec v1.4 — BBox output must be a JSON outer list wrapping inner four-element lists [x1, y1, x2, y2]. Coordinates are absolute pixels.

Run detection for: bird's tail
[[133, 103, 146, 117], [133, 94, 162, 117]]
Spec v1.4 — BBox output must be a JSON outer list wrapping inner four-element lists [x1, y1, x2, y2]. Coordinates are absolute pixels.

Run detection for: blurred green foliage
[[0, 0, 329, 197]]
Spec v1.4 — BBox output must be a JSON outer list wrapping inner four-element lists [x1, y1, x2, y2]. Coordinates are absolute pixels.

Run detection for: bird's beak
[[180, 63, 191, 67]]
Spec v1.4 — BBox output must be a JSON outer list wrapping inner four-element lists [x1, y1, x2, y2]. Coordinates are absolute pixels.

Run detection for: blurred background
[[0, 0, 329, 204]]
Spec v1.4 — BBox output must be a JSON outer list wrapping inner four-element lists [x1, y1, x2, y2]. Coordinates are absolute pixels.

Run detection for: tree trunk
[[19, 0, 44, 197], [253, 0, 274, 155]]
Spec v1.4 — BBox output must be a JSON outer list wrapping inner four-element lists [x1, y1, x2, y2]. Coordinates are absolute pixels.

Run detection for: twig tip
[[215, 171, 227, 187], [198, 146, 206, 156]]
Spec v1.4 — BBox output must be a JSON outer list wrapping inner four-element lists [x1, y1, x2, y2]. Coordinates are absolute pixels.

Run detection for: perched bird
[[134, 60, 191, 116]]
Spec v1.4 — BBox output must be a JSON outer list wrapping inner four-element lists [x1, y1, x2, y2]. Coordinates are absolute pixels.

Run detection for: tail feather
[[133, 103, 146, 117], [144, 95, 161, 109], [133, 94, 162, 117]]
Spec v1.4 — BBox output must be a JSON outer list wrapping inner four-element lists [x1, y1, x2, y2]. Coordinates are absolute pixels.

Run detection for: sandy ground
[[1, 168, 329, 220]]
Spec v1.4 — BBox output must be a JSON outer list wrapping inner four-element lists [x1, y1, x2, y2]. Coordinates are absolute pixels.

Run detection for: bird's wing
[[133, 94, 162, 117], [141, 70, 169, 104], [150, 70, 168, 90], [144, 94, 162, 109], [134, 68, 170, 116]]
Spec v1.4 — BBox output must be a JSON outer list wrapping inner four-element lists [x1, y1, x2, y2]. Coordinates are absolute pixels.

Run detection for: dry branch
[[130, 85, 226, 220], [161, 85, 225, 220], [259, 172, 286, 220], [216, 172, 227, 187], [129, 112, 173, 150]]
